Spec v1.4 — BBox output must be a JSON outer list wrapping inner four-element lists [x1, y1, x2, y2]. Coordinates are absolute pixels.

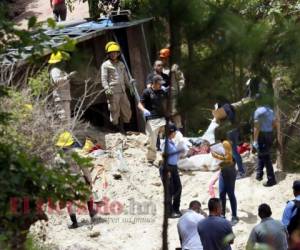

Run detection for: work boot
[[231, 216, 239, 226], [68, 214, 78, 229], [256, 176, 263, 181], [118, 123, 126, 134], [263, 180, 276, 187], [236, 172, 246, 180], [169, 212, 182, 219]]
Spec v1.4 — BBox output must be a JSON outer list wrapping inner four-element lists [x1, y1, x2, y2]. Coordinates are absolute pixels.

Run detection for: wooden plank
[[126, 25, 152, 131]]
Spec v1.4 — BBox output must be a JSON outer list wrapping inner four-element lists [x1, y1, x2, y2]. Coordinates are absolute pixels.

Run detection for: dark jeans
[[227, 128, 245, 174], [161, 165, 182, 213], [256, 132, 276, 183], [69, 200, 95, 221], [156, 135, 161, 151], [219, 165, 237, 217], [53, 4, 67, 22]]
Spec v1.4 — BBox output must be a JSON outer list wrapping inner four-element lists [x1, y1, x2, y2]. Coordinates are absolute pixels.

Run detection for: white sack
[[201, 119, 219, 144], [178, 153, 221, 171]]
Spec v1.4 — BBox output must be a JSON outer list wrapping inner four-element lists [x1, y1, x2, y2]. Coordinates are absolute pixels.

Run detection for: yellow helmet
[[48, 51, 70, 64], [105, 41, 120, 53], [55, 131, 74, 148]]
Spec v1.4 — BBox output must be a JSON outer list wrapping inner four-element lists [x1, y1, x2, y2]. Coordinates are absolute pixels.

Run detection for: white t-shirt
[[177, 210, 204, 250]]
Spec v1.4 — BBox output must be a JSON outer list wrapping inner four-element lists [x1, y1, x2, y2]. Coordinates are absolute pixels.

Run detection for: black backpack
[[287, 200, 300, 235]]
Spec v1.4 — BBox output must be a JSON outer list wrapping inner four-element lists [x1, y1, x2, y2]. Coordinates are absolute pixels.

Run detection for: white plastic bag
[[115, 149, 129, 173]]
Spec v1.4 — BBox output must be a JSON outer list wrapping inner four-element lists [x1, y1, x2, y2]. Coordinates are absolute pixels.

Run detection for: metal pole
[[112, 33, 140, 103]]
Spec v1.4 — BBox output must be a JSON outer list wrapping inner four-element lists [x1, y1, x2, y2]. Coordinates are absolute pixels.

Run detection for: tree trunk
[[87, 0, 100, 19]]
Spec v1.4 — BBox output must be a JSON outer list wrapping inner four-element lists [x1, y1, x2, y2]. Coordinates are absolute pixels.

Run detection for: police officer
[[252, 104, 277, 187]]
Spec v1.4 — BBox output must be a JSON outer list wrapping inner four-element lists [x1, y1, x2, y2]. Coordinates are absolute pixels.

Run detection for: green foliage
[[0, 6, 91, 249], [28, 68, 51, 97]]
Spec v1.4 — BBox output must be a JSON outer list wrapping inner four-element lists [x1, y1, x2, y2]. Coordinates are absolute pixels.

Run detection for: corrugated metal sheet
[[0, 17, 152, 65]]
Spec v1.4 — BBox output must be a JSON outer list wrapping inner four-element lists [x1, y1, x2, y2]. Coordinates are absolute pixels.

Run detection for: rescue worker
[[66, 155, 96, 229], [145, 60, 170, 89], [49, 51, 76, 127], [50, 0, 67, 22], [101, 41, 132, 132], [159, 48, 185, 130], [138, 75, 167, 164]]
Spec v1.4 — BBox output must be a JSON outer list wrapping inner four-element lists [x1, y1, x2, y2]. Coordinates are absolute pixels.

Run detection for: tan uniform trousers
[[107, 92, 132, 125], [145, 118, 166, 161]]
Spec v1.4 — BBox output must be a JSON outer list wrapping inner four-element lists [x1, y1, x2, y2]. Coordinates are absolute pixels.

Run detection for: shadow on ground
[[239, 209, 258, 224]]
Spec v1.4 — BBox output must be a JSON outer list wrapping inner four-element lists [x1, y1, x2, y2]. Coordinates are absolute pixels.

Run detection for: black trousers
[[256, 132, 276, 183], [162, 165, 182, 214], [53, 4, 67, 22]]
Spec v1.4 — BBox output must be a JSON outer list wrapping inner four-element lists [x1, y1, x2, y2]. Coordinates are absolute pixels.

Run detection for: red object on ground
[[188, 145, 210, 156], [88, 144, 102, 153], [237, 143, 250, 154]]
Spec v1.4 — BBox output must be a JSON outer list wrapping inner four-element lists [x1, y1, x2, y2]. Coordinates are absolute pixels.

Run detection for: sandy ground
[[12, 0, 89, 29], [11, 1, 300, 249], [30, 130, 300, 250]]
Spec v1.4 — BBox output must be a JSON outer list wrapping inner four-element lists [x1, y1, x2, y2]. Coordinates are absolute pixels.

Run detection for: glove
[[161, 86, 169, 92], [67, 71, 77, 79], [105, 87, 113, 96], [143, 109, 151, 117], [252, 141, 258, 152]]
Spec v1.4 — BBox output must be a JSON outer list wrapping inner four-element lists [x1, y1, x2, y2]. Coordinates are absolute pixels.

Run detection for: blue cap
[[293, 180, 300, 191], [168, 123, 177, 133]]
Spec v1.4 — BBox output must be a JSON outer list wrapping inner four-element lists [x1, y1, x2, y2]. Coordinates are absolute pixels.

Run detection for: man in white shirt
[[178, 200, 205, 250]]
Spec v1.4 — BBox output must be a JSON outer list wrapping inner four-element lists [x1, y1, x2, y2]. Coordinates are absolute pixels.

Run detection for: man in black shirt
[[138, 75, 167, 163], [145, 60, 170, 89]]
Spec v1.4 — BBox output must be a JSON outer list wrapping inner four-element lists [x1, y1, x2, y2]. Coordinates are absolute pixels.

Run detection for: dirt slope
[[11, 0, 89, 28], [30, 131, 300, 250]]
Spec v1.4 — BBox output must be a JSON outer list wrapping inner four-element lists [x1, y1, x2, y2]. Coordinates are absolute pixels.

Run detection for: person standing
[[212, 128, 239, 225], [252, 105, 277, 186], [145, 60, 170, 89], [178, 200, 205, 250], [246, 203, 288, 250], [101, 41, 132, 132], [282, 180, 300, 248], [49, 51, 76, 127], [67, 160, 96, 229], [197, 198, 235, 250], [161, 123, 182, 218], [213, 102, 246, 179], [138, 75, 167, 163], [50, 0, 67, 22], [159, 48, 185, 130]]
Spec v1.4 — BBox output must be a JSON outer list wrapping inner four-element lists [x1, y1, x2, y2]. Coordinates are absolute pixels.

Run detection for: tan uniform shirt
[[50, 67, 71, 101], [101, 60, 130, 94], [163, 64, 185, 96]]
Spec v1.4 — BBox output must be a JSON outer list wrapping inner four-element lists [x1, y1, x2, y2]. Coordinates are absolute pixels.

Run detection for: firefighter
[[159, 48, 185, 130], [101, 41, 132, 132], [49, 51, 76, 127]]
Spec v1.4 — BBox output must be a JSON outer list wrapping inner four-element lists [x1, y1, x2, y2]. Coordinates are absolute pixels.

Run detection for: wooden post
[[126, 25, 151, 131], [273, 77, 284, 170]]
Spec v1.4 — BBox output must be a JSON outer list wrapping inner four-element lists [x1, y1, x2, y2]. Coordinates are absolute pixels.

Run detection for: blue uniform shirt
[[282, 194, 300, 227], [254, 106, 275, 132], [161, 139, 179, 166]]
